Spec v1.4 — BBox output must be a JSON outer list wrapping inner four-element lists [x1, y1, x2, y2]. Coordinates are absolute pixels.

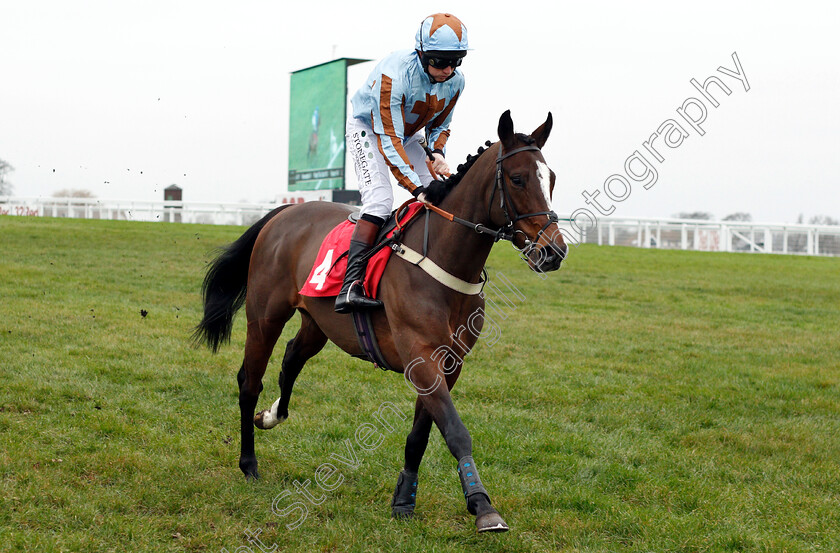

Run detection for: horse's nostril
[[537, 249, 564, 272], [558, 243, 568, 259]]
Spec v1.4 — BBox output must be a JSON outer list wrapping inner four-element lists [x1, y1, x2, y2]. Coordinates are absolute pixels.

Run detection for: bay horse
[[194, 111, 567, 532]]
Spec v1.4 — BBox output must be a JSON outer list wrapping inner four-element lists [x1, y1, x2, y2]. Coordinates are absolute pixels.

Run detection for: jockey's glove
[[412, 180, 449, 206]]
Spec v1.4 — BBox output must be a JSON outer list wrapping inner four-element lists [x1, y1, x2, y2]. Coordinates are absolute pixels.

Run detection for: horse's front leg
[[406, 361, 509, 532]]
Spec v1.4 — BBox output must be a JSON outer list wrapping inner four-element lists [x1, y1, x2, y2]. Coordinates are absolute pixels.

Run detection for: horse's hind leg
[[391, 397, 434, 518], [238, 313, 289, 480], [254, 311, 327, 430]]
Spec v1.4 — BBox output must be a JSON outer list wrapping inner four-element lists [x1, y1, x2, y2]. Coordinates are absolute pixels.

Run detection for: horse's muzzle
[[526, 242, 567, 273]]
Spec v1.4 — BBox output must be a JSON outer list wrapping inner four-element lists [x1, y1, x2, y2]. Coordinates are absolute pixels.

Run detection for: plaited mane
[[434, 134, 535, 203]]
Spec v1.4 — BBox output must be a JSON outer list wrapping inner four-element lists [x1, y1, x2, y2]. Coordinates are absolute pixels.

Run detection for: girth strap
[[351, 310, 396, 372]]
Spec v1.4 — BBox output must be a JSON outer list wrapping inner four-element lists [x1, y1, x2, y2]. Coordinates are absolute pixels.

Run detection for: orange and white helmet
[[414, 13, 469, 54]]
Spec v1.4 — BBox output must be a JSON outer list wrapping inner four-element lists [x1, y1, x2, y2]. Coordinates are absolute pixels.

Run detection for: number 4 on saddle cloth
[[299, 201, 426, 300]]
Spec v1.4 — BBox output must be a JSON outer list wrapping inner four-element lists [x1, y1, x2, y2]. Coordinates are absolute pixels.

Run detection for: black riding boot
[[334, 217, 383, 314]]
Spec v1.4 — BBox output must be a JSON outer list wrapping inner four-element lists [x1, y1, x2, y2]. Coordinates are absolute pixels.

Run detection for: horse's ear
[[498, 110, 515, 148], [531, 112, 553, 149]]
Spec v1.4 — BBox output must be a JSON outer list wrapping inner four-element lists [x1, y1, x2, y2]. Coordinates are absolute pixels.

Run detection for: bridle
[[486, 144, 561, 249], [422, 143, 562, 252]]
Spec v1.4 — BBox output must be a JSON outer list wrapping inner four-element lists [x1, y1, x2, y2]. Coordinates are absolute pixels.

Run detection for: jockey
[[335, 13, 469, 313]]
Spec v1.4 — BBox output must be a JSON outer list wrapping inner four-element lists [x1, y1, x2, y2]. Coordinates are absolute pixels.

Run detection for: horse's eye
[[510, 175, 525, 188]]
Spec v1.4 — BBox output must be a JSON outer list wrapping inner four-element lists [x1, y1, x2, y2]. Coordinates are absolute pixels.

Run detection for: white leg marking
[[257, 397, 286, 429]]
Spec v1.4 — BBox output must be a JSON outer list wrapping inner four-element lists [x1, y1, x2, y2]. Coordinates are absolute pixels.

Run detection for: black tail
[[193, 206, 291, 352]]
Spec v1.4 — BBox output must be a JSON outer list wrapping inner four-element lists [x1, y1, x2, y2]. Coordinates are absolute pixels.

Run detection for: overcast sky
[[2, 1, 838, 223]]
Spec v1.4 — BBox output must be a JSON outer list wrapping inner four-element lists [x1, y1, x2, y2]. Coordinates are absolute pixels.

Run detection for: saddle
[[347, 201, 419, 248], [300, 200, 486, 372], [298, 201, 425, 299]]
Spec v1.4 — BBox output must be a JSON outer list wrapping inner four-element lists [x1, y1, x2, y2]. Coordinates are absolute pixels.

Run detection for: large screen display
[[288, 59, 347, 191]]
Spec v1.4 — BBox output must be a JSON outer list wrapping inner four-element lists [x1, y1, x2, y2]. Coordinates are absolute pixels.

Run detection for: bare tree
[[723, 212, 752, 222], [809, 215, 839, 226], [0, 158, 13, 196], [52, 189, 96, 198], [674, 211, 714, 220]]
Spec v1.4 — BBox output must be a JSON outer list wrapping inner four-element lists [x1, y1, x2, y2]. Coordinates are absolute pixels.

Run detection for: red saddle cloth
[[299, 203, 424, 298]]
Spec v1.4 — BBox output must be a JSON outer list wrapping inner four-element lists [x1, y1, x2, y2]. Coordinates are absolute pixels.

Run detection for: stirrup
[[346, 281, 382, 310], [335, 281, 382, 313]]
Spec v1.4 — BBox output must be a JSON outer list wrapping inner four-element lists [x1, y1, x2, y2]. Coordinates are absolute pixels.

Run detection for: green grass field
[[1, 215, 838, 553]]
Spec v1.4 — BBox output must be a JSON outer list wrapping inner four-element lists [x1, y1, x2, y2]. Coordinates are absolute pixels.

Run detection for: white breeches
[[346, 118, 434, 220]]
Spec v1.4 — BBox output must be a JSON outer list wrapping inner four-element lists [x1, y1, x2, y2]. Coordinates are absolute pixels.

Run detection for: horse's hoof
[[390, 469, 418, 520], [476, 511, 509, 533], [239, 457, 259, 480], [391, 508, 415, 520], [254, 409, 286, 430]]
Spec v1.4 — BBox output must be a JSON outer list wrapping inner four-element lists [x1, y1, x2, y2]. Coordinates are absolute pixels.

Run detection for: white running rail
[[2, 196, 839, 257]]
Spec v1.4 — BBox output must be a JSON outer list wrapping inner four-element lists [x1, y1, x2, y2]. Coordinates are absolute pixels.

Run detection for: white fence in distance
[[0, 194, 329, 227], [2, 196, 839, 257], [560, 216, 840, 257]]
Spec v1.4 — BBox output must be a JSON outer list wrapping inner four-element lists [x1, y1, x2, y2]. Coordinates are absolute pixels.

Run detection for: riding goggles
[[424, 55, 463, 69]]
